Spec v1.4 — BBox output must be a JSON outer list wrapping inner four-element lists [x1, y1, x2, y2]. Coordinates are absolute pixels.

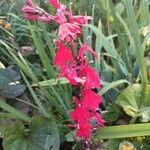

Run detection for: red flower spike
[[81, 89, 102, 110], [78, 43, 97, 59], [70, 15, 93, 25], [58, 23, 82, 42], [23, 0, 105, 139], [76, 122, 92, 139], [53, 41, 73, 68], [81, 65, 101, 89], [49, 0, 60, 9]]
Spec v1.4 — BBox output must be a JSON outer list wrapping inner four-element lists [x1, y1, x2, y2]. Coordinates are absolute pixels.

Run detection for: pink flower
[[49, 0, 60, 9], [53, 41, 73, 68], [81, 65, 101, 89], [70, 106, 90, 125], [60, 64, 79, 85], [58, 23, 82, 42], [54, 4, 67, 24], [70, 15, 93, 25], [22, 0, 54, 22], [81, 89, 102, 110], [78, 43, 97, 59], [76, 122, 92, 138]]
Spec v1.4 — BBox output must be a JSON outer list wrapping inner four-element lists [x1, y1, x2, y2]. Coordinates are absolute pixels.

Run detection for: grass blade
[[94, 123, 150, 139]]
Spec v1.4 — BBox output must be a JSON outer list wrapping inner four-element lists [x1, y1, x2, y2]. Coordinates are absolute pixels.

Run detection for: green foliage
[[94, 123, 150, 139], [3, 117, 60, 150], [104, 103, 120, 123], [0, 65, 25, 98]]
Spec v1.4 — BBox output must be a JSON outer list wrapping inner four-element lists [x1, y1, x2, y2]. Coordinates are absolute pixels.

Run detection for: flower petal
[[70, 15, 93, 25], [81, 89, 102, 110], [58, 23, 82, 41], [70, 106, 90, 124], [53, 41, 73, 68], [49, 0, 60, 9], [82, 65, 101, 89], [76, 122, 92, 138], [78, 43, 97, 59]]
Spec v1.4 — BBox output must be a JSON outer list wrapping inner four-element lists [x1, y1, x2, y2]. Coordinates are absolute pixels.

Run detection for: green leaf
[[3, 117, 60, 150], [104, 103, 120, 123], [116, 84, 140, 117], [0, 100, 31, 122], [38, 78, 69, 87], [94, 123, 150, 139], [115, 2, 125, 15], [0, 66, 25, 98], [0, 66, 21, 89], [106, 139, 123, 150], [99, 79, 130, 95], [116, 84, 150, 121], [1, 84, 26, 98]]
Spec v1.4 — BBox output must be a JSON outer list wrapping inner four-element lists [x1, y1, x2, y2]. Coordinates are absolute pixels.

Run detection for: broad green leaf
[[1, 84, 26, 98], [116, 84, 150, 120], [104, 104, 120, 123], [29, 117, 60, 150], [116, 84, 140, 117], [0, 66, 25, 98], [0, 66, 21, 89], [3, 117, 60, 150]]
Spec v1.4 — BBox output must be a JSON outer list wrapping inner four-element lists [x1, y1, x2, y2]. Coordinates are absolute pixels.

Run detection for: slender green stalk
[[0, 100, 31, 122], [29, 23, 55, 78], [21, 72, 50, 118], [36, 78, 69, 87], [99, 79, 130, 95]]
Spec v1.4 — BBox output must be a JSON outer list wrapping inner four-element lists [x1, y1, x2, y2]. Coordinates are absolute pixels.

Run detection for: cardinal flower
[[76, 122, 92, 138], [59, 63, 79, 85], [78, 43, 97, 59], [70, 15, 93, 25], [58, 23, 82, 42], [54, 5, 67, 24], [70, 106, 90, 125], [53, 41, 73, 68], [81, 89, 102, 110], [49, 0, 60, 9], [22, 0, 54, 22], [80, 64, 101, 89], [23, 0, 105, 139]]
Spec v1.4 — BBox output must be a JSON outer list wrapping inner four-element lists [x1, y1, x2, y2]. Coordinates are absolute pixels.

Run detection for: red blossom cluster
[[23, 0, 105, 139]]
